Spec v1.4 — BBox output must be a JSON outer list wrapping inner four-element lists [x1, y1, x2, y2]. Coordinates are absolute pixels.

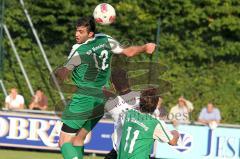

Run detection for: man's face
[[36, 90, 42, 97], [10, 89, 17, 98], [178, 100, 185, 107], [75, 26, 94, 44], [207, 103, 214, 113]]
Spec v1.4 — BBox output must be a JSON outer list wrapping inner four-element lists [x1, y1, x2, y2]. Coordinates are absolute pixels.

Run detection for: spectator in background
[[169, 96, 194, 127], [5, 88, 24, 110], [29, 89, 48, 110], [198, 102, 221, 129], [154, 97, 168, 120]]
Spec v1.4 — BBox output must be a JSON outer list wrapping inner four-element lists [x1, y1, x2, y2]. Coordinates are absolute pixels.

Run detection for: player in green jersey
[[118, 88, 179, 159], [54, 16, 156, 159]]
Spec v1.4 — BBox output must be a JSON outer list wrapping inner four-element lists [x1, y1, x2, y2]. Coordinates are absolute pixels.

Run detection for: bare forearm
[[122, 45, 146, 57], [198, 119, 208, 124]]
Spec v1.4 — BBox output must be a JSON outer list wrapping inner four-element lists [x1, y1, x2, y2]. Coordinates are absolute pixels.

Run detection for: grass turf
[[0, 149, 104, 159]]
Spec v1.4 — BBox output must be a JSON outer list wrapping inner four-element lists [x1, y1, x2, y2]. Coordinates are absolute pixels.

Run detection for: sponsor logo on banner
[[204, 129, 240, 159], [0, 112, 114, 153], [0, 115, 62, 148], [173, 132, 193, 153], [154, 124, 240, 159]]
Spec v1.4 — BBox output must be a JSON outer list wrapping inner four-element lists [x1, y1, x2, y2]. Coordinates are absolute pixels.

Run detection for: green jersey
[[65, 33, 123, 88], [61, 34, 123, 130], [118, 109, 173, 159]]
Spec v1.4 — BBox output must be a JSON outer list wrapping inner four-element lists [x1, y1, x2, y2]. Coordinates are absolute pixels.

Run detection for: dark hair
[[76, 16, 96, 33], [140, 87, 159, 113], [36, 87, 42, 91], [111, 69, 129, 92]]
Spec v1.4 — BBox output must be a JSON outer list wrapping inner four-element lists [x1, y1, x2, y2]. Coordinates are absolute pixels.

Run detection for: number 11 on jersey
[[124, 126, 140, 153]]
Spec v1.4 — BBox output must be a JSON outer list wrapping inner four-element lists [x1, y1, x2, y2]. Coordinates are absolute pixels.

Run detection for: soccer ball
[[93, 3, 116, 25]]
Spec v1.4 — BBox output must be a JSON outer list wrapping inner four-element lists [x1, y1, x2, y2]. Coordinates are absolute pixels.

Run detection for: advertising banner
[[1, 111, 240, 157], [154, 124, 240, 159], [0, 111, 114, 154]]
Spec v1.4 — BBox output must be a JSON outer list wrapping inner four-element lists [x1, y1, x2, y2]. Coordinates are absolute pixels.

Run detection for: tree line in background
[[0, 0, 239, 124]]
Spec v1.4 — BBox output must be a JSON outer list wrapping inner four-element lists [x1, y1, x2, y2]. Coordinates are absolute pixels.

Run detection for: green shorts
[[61, 93, 105, 132]]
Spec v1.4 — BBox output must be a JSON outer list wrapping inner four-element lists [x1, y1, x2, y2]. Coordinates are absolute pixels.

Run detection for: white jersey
[[105, 91, 140, 151]]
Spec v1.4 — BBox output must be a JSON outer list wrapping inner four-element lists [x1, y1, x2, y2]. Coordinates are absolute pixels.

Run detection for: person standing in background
[[169, 96, 194, 127], [198, 102, 221, 129], [5, 88, 24, 110], [29, 88, 48, 110]]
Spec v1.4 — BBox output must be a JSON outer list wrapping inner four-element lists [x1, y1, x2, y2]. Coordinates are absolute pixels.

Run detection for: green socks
[[61, 142, 78, 159], [74, 146, 84, 159], [61, 143, 84, 159]]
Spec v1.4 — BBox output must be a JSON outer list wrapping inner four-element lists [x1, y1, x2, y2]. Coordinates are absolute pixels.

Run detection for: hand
[[168, 130, 180, 146], [145, 43, 156, 54], [54, 67, 70, 82], [171, 130, 180, 138]]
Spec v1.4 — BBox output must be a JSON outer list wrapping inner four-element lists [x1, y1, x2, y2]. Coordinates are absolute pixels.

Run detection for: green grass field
[[0, 149, 104, 159]]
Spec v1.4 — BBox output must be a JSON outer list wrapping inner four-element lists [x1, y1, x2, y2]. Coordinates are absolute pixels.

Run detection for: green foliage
[[0, 0, 239, 124]]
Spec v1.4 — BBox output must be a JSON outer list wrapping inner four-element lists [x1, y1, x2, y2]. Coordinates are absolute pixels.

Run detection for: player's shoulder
[[94, 33, 115, 42], [128, 109, 160, 124], [95, 33, 112, 39], [105, 96, 119, 111], [126, 108, 138, 115], [155, 117, 167, 125], [71, 43, 83, 52], [71, 39, 94, 52], [72, 44, 81, 49], [138, 109, 162, 123], [121, 91, 140, 101], [68, 44, 81, 59], [126, 91, 140, 97], [148, 112, 162, 122], [127, 109, 145, 117]]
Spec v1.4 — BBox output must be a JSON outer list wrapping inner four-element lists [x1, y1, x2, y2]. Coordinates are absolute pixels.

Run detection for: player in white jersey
[[104, 69, 140, 159]]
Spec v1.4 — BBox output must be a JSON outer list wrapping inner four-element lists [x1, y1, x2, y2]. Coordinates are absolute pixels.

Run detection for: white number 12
[[99, 50, 109, 70]]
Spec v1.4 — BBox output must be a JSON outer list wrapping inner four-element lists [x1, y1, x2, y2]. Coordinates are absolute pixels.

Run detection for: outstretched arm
[[122, 43, 156, 57]]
